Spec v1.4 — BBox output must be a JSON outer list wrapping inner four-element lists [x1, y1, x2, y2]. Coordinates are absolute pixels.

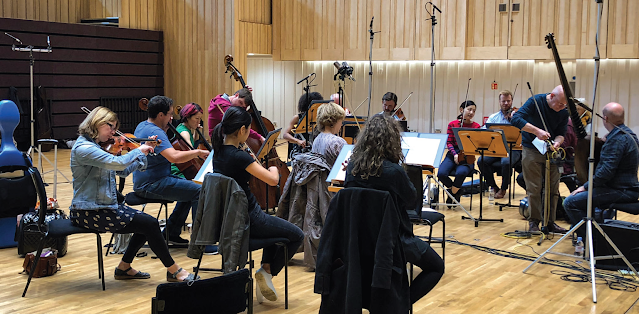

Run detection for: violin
[[80, 107, 161, 156], [505, 106, 518, 121], [100, 133, 161, 156]]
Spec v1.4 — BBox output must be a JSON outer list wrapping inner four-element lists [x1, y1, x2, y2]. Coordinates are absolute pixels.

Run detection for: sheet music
[[333, 150, 352, 182], [401, 137, 440, 166], [192, 152, 214, 184]]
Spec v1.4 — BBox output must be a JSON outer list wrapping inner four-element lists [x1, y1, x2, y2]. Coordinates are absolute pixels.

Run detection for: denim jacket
[[70, 135, 147, 211]]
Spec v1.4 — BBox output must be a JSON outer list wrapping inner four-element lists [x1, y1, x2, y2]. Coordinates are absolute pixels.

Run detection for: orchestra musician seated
[[343, 114, 444, 304], [132, 96, 212, 250], [170, 103, 205, 178], [478, 90, 520, 199], [277, 102, 346, 269], [437, 101, 480, 205], [208, 86, 265, 143], [379, 92, 406, 121], [564, 103, 639, 239], [212, 106, 304, 303], [282, 92, 324, 156], [69, 106, 199, 282]]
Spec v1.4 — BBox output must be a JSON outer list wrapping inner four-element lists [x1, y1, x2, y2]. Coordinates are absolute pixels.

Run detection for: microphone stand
[[426, 3, 440, 133], [5, 33, 69, 196], [367, 17, 379, 119]]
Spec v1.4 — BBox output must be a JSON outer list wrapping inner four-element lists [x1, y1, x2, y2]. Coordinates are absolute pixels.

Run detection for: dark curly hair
[[349, 114, 404, 180]]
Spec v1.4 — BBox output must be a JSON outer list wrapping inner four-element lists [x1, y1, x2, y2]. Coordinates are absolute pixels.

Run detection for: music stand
[[256, 128, 282, 210], [294, 100, 327, 137], [486, 123, 523, 210], [454, 128, 508, 226]]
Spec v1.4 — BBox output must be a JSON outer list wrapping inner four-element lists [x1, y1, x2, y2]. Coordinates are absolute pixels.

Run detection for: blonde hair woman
[[311, 102, 347, 167]]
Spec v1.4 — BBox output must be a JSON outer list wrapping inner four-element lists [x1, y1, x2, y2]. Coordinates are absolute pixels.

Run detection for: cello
[[545, 33, 603, 184], [138, 98, 205, 180], [223, 55, 290, 210]]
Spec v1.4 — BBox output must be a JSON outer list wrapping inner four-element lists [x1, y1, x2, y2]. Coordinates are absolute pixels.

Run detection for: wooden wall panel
[[509, 0, 557, 59], [161, 0, 235, 132], [436, 0, 467, 60], [238, 0, 271, 24], [389, 0, 415, 60], [321, 0, 344, 60], [607, 0, 639, 58], [0, 0, 86, 23], [343, 0, 367, 60], [274, 0, 301, 60], [466, 0, 508, 60], [300, 0, 322, 60]]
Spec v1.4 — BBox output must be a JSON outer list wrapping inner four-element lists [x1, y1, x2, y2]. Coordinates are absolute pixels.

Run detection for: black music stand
[[294, 100, 328, 140], [454, 128, 508, 226], [256, 128, 282, 211], [486, 123, 523, 211]]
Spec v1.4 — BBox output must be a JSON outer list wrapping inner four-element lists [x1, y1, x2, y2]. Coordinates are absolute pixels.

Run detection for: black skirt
[[70, 204, 141, 232]]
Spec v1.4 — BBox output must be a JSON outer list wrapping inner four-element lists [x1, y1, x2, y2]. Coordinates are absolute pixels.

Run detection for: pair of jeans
[[478, 150, 521, 191], [135, 175, 201, 238], [249, 205, 304, 276], [564, 187, 639, 238], [402, 236, 444, 304], [437, 152, 473, 189]]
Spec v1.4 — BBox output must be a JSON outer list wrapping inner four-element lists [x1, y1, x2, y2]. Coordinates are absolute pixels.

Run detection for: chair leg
[[409, 263, 414, 314], [105, 233, 115, 256], [163, 203, 169, 246], [247, 276, 254, 314], [284, 245, 288, 310], [97, 234, 105, 291], [442, 219, 446, 265], [194, 252, 204, 278], [22, 235, 47, 297]]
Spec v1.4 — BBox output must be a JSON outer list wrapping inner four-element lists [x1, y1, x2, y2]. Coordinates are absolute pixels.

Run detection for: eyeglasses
[[105, 122, 117, 131]]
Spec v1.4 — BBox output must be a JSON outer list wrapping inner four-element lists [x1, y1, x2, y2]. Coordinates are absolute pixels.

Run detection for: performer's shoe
[[494, 189, 507, 199], [255, 268, 278, 301], [549, 222, 568, 234], [528, 220, 540, 232]]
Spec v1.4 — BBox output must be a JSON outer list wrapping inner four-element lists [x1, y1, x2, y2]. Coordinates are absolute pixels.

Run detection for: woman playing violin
[[212, 106, 303, 303], [69, 106, 199, 282], [437, 100, 480, 205], [170, 103, 205, 178]]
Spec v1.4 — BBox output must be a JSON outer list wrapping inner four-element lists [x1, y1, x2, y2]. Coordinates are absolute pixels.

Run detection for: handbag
[[22, 249, 60, 278], [17, 209, 68, 257]]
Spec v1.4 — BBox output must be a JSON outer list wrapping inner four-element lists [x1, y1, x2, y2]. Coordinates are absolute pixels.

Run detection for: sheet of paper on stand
[[192, 152, 214, 184], [401, 137, 440, 166], [532, 137, 548, 155]]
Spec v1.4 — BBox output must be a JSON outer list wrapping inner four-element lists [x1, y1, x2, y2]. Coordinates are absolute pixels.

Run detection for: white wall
[[247, 56, 639, 136]]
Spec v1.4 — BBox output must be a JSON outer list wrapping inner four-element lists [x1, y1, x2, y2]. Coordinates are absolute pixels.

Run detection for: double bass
[[545, 33, 603, 184], [223, 55, 290, 210]]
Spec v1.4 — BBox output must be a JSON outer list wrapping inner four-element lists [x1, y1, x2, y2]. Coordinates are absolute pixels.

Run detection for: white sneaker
[[254, 268, 278, 301], [255, 279, 265, 304]]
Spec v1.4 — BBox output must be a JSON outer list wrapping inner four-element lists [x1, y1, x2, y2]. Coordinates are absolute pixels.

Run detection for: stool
[[105, 192, 173, 255], [607, 201, 639, 220]]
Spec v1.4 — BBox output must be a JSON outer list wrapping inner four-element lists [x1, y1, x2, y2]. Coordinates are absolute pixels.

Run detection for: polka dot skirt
[[70, 205, 141, 232]]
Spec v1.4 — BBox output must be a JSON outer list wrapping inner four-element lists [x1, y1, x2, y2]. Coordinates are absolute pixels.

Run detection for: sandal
[[114, 267, 151, 280], [166, 267, 200, 282]]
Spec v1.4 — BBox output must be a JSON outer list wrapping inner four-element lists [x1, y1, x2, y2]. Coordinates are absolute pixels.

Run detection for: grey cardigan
[[187, 173, 249, 273]]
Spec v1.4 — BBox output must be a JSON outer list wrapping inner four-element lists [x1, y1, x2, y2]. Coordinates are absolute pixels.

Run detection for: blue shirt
[[584, 124, 639, 191], [132, 120, 173, 190], [510, 94, 569, 149], [484, 111, 511, 125]]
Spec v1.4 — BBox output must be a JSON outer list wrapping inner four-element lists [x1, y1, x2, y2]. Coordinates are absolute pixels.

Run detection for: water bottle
[[575, 237, 584, 256], [488, 187, 495, 205]]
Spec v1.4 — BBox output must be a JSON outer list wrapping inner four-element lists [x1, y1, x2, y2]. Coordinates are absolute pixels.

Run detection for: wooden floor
[[2, 146, 639, 314]]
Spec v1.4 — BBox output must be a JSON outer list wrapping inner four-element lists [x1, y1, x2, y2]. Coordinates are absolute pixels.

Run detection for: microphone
[[5, 32, 22, 44], [47, 36, 50, 47], [370, 16, 374, 29], [297, 72, 315, 84], [428, 2, 442, 13], [333, 61, 341, 71]]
